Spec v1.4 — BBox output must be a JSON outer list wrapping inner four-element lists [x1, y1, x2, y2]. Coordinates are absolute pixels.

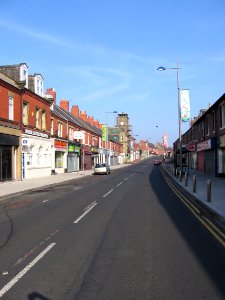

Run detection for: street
[[0, 159, 225, 299]]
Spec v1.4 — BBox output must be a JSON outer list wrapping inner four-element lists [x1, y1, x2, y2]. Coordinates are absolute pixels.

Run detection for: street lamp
[[105, 111, 117, 165], [157, 64, 182, 176]]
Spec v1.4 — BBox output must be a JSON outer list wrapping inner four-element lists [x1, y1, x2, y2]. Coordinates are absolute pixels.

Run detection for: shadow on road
[[149, 166, 225, 297]]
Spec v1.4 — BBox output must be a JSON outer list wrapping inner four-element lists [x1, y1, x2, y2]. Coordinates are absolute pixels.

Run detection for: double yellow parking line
[[161, 168, 225, 248]]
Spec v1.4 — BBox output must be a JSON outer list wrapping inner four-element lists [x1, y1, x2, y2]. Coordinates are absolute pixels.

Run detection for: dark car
[[94, 163, 111, 175], [154, 159, 162, 166]]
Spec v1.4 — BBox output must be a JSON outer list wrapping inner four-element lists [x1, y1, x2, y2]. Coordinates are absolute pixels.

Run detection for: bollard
[[176, 169, 178, 178], [179, 170, 182, 182], [185, 172, 188, 186], [207, 179, 211, 202], [193, 175, 196, 193]]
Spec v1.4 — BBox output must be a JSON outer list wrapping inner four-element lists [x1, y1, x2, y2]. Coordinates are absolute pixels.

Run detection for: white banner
[[180, 89, 190, 122]]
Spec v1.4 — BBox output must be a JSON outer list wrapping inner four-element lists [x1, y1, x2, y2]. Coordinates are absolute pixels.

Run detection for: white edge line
[[116, 182, 123, 187], [74, 202, 97, 224], [102, 189, 114, 198], [0, 243, 56, 298]]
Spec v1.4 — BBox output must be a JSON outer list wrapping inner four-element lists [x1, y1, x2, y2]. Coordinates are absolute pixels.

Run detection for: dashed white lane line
[[102, 189, 114, 198], [116, 182, 123, 187], [0, 243, 56, 298], [74, 201, 98, 224]]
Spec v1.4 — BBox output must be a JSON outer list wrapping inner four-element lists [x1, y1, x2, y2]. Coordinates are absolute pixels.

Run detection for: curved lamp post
[[157, 64, 182, 176]]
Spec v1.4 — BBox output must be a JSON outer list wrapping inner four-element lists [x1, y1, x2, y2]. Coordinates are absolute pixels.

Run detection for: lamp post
[[105, 111, 117, 165], [157, 64, 182, 176]]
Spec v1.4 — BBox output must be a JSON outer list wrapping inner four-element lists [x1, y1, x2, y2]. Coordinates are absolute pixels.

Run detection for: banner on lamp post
[[180, 89, 190, 122], [102, 125, 108, 142]]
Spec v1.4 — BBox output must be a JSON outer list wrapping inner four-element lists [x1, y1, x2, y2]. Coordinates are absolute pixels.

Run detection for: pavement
[[0, 164, 128, 200], [1, 161, 225, 224]]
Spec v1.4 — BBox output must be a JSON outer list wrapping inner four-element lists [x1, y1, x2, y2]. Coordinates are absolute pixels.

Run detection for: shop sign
[[55, 140, 67, 149], [24, 128, 48, 139], [91, 147, 98, 153], [74, 131, 84, 140], [68, 144, 81, 152], [22, 138, 30, 146], [219, 135, 225, 147], [187, 144, 196, 152], [197, 140, 211, 152]]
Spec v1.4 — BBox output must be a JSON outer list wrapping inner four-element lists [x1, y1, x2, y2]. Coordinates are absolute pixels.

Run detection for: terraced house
[[0, 63, 123, 181]]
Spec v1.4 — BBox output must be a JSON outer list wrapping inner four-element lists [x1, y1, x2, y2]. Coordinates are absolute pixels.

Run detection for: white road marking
[[0, 243, 56, 298], [102, 189, 114, 198], [116, 182, 123, 187], [124, 177, 129, 181], [42, 200, 48, 203], [74, 202, 97, 224]]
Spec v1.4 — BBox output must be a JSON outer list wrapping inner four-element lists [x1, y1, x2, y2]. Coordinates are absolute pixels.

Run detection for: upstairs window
[[51, 118, 54, 135], [23, 102, 29, 125], [8, 96, 14, 121], [42, 110, 46, 130], [58, 122, 63, 137], [220, 103, 225, 129], [212, 111, 215, 132], [36, 108, 41, 129]]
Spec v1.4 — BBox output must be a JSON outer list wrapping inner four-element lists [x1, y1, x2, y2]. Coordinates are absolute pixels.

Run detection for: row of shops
[[1, 129, 120, 182], [176, 135, 225, 177]]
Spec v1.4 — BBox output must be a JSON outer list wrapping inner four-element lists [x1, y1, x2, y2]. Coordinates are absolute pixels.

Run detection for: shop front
[[51, 139, 68, 174], [217, 135, 225, 176], [197, 139, 216, 176], [22, 129, 51, 179], [0, 130, 21, 181], [91, 147, 99, 167], [81, 145, 92, 171], [67, 142, 80, 172]]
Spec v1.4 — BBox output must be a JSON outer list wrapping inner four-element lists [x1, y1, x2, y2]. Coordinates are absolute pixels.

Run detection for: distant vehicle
[[154, 159, 162, 166], [94, 163, 111, 175]]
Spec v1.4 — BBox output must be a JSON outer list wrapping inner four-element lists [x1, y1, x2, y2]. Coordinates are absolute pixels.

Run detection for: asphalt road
[[0, 159, 225, 299]]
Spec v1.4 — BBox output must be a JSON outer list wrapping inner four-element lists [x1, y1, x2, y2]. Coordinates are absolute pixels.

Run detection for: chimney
[[87, 116, 94, 125], [93, 119, 100, 128], [71, 105, 79, 117], [46, 88, 56, 104], [80, 111, 87, 122], [60, 99, 69, 111]]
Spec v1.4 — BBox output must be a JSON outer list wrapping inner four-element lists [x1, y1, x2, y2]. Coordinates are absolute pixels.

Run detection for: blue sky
[[1, 0, 225, 146]]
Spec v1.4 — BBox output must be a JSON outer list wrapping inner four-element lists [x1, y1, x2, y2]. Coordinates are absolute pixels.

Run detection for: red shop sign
[[55, 140, 67, 149]]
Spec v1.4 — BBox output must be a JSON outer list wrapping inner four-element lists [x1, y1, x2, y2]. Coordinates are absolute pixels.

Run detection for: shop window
[[8, 96, 14, 121], [55, 152, 64, 168], [23, 102, 29, 125]]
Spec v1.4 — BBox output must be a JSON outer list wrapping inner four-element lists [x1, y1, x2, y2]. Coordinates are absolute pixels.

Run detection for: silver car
[[94, 163, 111, 175]]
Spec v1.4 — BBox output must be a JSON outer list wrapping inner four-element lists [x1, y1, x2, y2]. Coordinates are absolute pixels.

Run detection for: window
[[206, 117, 209, 136], [23, 102, 29, 125], [212, 111, 215, 132], [8, 96, 14, 120], [42, 111, 46, 130], [51, 119, 54, 135], [55, 152, 64, 168], [220, 103, 225, 128], [69, 127, 73, 140], [58, 122, 63, 137], [36, 108, 41, 129]]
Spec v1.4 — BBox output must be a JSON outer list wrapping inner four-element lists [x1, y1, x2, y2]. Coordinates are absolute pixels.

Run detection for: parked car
[[153, 159, 162, 166], [94, 163, 111, 175]]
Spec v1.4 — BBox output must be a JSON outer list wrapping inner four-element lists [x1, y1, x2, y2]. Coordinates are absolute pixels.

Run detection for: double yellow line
[[161, 167, 225, 248]]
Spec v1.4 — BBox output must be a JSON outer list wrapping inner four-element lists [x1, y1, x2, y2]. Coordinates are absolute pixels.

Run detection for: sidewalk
[[163, 164, 225, 221], [0, 164, 127, 200]]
